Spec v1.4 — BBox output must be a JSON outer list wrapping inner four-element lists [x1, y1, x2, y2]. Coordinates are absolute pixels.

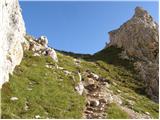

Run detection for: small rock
[[37, 36, 48, 47], [85, 110, 93, 114], [92, 113, 99, 118], [24, 105, 29, 111], [35, 115, 41, 119], [96, 93, 103, 97], [98, 77, 108, 82], [24, 101, 29, 111], [64, 70, 72, 75], [29, 82, 33, 85], [100, 103, 105, 108], [105, 82, 110, 88], [128, 100, 135, 106], [99, 107, 104, 111], [145, 112, 150, 115], [45, 65, 50, 68], [86, 100, 90, 106], [91, 92, 103, 97], [92, 93, 97, 97], [107, 94, 113, 103], [59, 79, 63, 82], [57, 66, 64, 70], [112, 82, 117, 86], [10, 97, 18, 101], [90, 100, 100, 107], [75, 82, 84, 95], [27, 88, 32, 91], [87, 78, 95, 85], [112, 95, 123, 105], [90, 73, 99, 80], [86, 69, 91, 73], [98, 116, 102, 119], [101, 82, 107, 85], [99, 98, 107, 103], [86, 114, 92, 119], [117, 89, 121, 93], [44, 111, 49, 115], [45, 48, 58, 62], [102, 113, 106, 117], [45, 73, 48, 76], [74, 59, 81, 65], [74, 58, 81, 63], [33, 53, 40, 56], [78, 72, 82, 81], [86, 107, 94, 111]]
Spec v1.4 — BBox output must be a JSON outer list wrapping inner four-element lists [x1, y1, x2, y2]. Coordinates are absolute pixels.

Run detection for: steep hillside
[[1, 46, 159, 119], [0, 1, 158, 119]]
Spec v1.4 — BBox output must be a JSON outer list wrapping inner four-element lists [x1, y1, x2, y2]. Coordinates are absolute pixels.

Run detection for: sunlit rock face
[[107, 7, 159, 102], [0, 0, 26, 87], [25, 34, 58, 62]]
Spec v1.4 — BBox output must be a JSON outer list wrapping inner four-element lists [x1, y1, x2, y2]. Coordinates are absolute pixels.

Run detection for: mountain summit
[[107, 6, 159, 102]]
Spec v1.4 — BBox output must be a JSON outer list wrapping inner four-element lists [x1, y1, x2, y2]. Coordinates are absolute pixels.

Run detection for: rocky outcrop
[[25, 35, 58, 62], [37, 36, 48, 48], [0, 0, 26, 87], [107, 7, 159, 102]]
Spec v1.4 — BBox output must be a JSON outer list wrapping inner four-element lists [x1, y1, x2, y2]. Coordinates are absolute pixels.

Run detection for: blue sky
[[20, 1, 159, 54]]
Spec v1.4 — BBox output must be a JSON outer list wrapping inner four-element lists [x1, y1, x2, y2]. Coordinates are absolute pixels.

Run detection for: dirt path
[[80, 70, 152, 119], [120, 105, 152, 119], [82, 70, 109, 119]]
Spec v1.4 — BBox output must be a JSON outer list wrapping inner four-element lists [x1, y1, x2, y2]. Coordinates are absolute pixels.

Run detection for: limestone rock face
[[0, 0, 26, 87], [107, 7, 159, 102]]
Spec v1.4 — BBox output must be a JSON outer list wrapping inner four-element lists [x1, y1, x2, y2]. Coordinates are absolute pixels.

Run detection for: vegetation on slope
[[1, 46, 159, 119], [1, 51, 85, 119], [106, 103, 129, 119], [93, 46, 134, 71]]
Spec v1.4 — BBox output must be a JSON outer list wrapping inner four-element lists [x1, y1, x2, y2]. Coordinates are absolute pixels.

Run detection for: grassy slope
[[92, 47, 159, 118], [1, 51, 85, 119], [1, 47, 159, 119], [107, 103, 129, 119]]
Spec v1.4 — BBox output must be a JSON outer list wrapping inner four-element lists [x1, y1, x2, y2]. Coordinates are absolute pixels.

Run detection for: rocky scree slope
[[0, 1, 159, 119]]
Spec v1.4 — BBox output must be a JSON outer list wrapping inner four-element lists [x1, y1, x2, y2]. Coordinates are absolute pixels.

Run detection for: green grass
[[1, 51, 85, 119], [1, 47, 159, 119], [58, 47, 159, 119], [132, 96, 159, 118], [93, 46, 134, 70], [106, 103, 129, 119]]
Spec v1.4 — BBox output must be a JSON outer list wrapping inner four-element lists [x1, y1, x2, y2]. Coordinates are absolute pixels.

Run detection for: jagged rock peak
[[24, 34, 58, 62], [134, 7, 150, 18], [107, 7, 159, 102], [108, 6, 158, 61]]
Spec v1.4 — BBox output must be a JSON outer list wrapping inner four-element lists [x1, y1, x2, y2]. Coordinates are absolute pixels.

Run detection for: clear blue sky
[[20, 1, 158, 54]]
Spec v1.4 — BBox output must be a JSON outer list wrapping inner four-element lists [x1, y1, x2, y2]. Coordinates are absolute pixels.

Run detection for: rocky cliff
[[107, 7, 159, 102], [0, 0, 26, 87]]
